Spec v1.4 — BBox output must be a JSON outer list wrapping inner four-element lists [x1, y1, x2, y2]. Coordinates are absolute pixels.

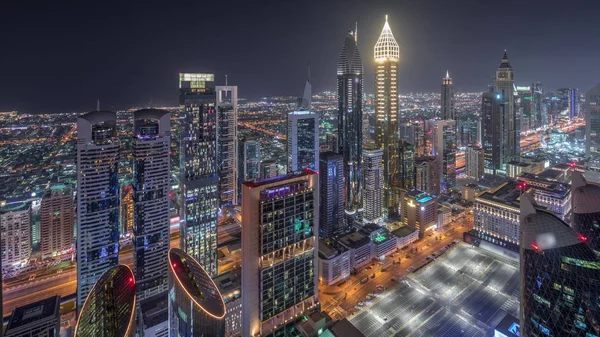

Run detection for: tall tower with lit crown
[[374, 15, 400, 214], [495, 51, 519, 168], [441, 71, 454, 120]]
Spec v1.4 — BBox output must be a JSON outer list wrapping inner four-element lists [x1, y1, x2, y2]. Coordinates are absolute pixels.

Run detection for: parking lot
[[348, 243, 520, 336]]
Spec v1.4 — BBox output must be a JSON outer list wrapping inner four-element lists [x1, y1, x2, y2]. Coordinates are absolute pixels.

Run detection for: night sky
[[2, 0, 600, 113]]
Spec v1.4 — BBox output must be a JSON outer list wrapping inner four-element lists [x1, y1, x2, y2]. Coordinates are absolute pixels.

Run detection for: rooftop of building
[[329, 318, 366, 337], [537, 168, 564, 181], [391, 226, 418, 238], [552, 162, 572, 170], [405, 189, 437, 203], [213, 269, 241, 296], [476, 181, 521, 208], [337, 231, 371, 249], [243, 168, 317, 188], [319, 238, 349, 260], [493, 313, 520, 337], [0, 201, 29, 214], [506, 161, 530, 168], [139, 293, 168, 330], [517, 174, 570, 196], [6, 295, 59, 331]]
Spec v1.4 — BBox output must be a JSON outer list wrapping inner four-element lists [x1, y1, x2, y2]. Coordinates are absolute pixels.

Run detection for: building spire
[[446, 70, 449, 79], [354, 21, 358, 43], [374, 15, 400, 61], [96, 99, 100, 111]]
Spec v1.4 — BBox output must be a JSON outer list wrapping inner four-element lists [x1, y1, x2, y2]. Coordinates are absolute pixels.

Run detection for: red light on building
[[129, 277, 134, 284], [578, 234, 588, 242], [569, 162, 577, 168], [531, 243, 540, 251]]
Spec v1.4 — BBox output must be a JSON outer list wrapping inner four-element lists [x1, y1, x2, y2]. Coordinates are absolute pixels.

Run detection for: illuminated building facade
[[238, 136, 260, 203], [400, 190, 438, 238], [5, 296, 60, 337], [363, 147, 383, 223], [466, 145, 484, 180], [0, 202, 31, 273], [168, 248, 226, 337], [414, 156, 440, 196], [241, 170, 319, 337], [287, 111, 319, 173], [179, 73, 219, 277], [132, 109, 171, 301], [40, 185, 73, 258], [318, 239, 350, 286], [76, 110, 120, 310], [120, 186, 133, 235], [336, 28, 364, 218], [214, 270, 242, 337], [216, 85, 238, 206], [397, 140, 415, 190], [75, 265, 136, 337], [428, 119, 456, 191], [374, 15, 400, 211], [495, 51, 519, 170], [319, 152, 344, 237], [517, 174, 571, 221], [261, 159, 278, 179], [482, 92, 503, 175], [571, 171, 600, 254], [585, 82, 600, 156], [441, 71, 454, 120], [519, 196, 600, 337]]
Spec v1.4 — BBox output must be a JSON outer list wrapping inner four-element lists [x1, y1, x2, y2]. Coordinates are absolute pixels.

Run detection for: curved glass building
[[520, 195, 600, 337], [572, 171, 600, 254], [168, 248, 226, 337], [75, 265, 136, 337]]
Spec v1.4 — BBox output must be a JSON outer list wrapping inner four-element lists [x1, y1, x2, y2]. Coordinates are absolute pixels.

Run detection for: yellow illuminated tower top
[[374, 15, 400, 62]]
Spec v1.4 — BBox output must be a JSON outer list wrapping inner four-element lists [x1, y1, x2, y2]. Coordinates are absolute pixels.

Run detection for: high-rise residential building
[[571, 171, 600, 254], [481, 92, 502, 175], [466, 145, 484, 180], [1, 202, 31, 274], [494, 51, 519, 168], [216, 85, 238, 206], [585, 82, 600, 156], [237, 136, 260, 203], [414, 156, 440, 196], [428, 119, 457, 191], [75, 265, 136, 337], [168, 248, 226, 337], [374, 15, 400, 211], [336, 27, 364, 218], [441, 71, 454, 120], [400, 190, 438, 238], [132, 109, 171, 302], [179, 73, 219, 277], [397, 140, 415, 190], [260, 159, 278, 179], [40, 185, 73, 258], [76, 110, 120, 310], [287, 80, 319, 173], [319, 152, 344, 238], [519, 195, 600, 337], [241, 170, 319, 337], [516, 85, 533, 133], [363, 147, 384, 223], [4, 296, 60, 337]]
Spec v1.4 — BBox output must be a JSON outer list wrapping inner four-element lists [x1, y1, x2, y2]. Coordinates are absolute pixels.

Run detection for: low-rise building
[[318, 239, 350, 286], [359, 224, 396, 260], [391, 226, 418, 249], [399, 190, 438, 238], [506, 161, 531, 179], [336, 231, 372, 270], [461, 183, 485, 202], [437, 205, 452, 228], [5, 295, 60, 337]]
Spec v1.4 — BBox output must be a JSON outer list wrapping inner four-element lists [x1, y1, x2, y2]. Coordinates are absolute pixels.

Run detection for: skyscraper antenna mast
[[96, 99, 100, 111], [355, 22, 358, 43], [225, 74, 228, 88]]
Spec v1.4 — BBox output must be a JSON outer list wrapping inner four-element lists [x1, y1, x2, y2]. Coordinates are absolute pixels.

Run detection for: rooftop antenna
[[96, 99, 100, 111], [355, 21, 358, 43], [225, 74, 228, 89], [308, 62, 311, 83]]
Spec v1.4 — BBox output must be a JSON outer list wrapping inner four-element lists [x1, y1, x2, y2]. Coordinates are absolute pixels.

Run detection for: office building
[[495, 51, 519, 168], [238, 136, 260, 203], [400, 190, 438, 238], [571, 171, 600, 254], [336, 231, 372, 270], [216, 85, 238, 206], [556, 87, 579, 120], [40, 185, 73, 259], [414, 156, 440, 195], [76, 110, 120, 309], [287, 80, 319, 173], [428, 119, 457, 191], [336, 27, 364, 217], [374, 15, 400, 211], [585, 82, 600, 156], [441, 71, 454, 120], [132, 109, 171, 302], [520, 195, 600, 337], [4, 296, 60, 337], [391, 226, 419, 249], [138, 292, 169, 337], [1, 202, 31, 273], [481, 92, 503, 175], [168, 248, 226, 337], [363, 147, 384, 223], [179, 73, 219, 277], [214, 270, 242, 337], [531, 82, 544, 128], [517, 173, 571, 221], [397, 140, 415, 190], [260, 159, 278, 179], [318, 239, 351, 286], [241, 170, 319, 337], [75, 265, 136, 337], [466, 145, 484, 180], [516, 85, 533, 133], [319, 152, 344, 237], [360, 224, 396, 259]]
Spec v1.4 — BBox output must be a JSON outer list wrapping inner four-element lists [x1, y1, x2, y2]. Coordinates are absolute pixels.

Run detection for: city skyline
[[2, 0, 600, 113]]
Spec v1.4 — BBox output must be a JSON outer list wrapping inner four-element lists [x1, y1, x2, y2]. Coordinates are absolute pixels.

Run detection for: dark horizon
[[2, 0, 600, 113]]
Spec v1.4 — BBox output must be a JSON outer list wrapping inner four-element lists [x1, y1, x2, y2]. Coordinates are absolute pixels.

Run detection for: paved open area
[[348, 243, 520, 337]]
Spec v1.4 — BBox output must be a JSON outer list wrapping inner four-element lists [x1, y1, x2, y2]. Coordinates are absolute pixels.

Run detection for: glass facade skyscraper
[[76, 110, 120, 310], [287, 111, 319, 173], [585, 82, 600, 157], [495, 51, 519, 170], [237, 136, 260, 203], [179, 73, 219, 277], [572, 171, 600, 255], [336, 28, 363, 218], [216, 85, 238, 206], [319, 152, 344, 238], [520, 195, 600, 337]]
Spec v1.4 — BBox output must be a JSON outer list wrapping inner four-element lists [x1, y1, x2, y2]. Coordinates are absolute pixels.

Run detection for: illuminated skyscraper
[[441, 71, 454, 120], [520, 195, 600, 337], [428, 119, 456, 191], [168, 248, 226, 337], [40, 185, 73, 259], [237, 136, 260, 203], [466, 145, 484, 180], [319, 152, 344, 237], [75, 265, 136, 337], [397, 140, 415, 190], [1, 202, 31, 274], [374, 15, 400, 211], [76, 111, 120, 310], [571, 171, 600, 254], [241, 170, 319, 336], [495, 51, 519, 169], [363, 147, 384, 223], [585, 82, 600, 156], [179, 73, 219, 277], [482, 92, 502, 175], [216, 85, 238, 206], [336, 27, 363, 217], [132, 109, 171, 302], [414, 156, 440, 196], [287, 80, 319, 173]]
